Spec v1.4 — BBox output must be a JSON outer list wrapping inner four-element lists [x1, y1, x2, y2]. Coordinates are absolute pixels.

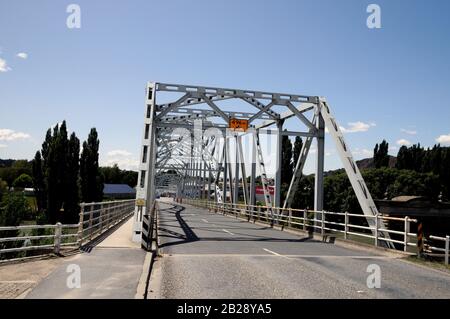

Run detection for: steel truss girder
[[134, 81, 392, 248]]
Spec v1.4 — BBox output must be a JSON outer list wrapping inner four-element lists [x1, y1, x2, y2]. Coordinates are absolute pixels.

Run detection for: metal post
[[444, 235, 449, 265], [314, 111, 325, 225], [223, 138, 228, 204], [303, 209, 307, 231], [344, 211, 348, 240], [274, 121, 283, 208], [404, 216, 410, 252], [288, 208, 292, 228], [234, 135, 239, 205], [54, 222, 62, 255], [88, 205, 94, 240], [250, 132, 257, 207], [78, 205, 85, 248], [207, 169, 212, 204], [321, 211, 325, 236], [99, 203, 104, 233], [375, 214, 379, 247]]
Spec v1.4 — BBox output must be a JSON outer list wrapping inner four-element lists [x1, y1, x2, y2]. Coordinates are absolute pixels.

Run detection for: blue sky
[[1, 0, 450, 173]]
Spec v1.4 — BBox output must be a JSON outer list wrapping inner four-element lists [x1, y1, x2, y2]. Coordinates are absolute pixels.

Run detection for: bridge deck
[[150, 201, 450, 298]]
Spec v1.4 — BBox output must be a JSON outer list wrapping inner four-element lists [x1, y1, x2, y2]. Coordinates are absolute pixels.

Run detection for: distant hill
[[356, 155, 397, 170], [324, 155, 397, 177]]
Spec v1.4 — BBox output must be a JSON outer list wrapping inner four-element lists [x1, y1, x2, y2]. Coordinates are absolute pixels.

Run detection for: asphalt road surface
[[150, 201, 450, 299]]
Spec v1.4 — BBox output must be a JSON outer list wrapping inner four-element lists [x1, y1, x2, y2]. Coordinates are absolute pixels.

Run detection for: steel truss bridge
[[132, 82, 393, 248]]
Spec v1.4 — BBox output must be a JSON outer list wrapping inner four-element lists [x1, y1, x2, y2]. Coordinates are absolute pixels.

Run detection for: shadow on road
[[158, 204, 200, 249], [157, 204, 320, 249]]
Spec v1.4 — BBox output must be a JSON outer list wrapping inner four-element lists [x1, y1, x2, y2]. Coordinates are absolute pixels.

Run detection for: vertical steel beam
[[274, 121, 283, 208], [226, 137, 234, 204], [237, 135, 249, 206], [234, 135, 240, 204], [222, 138, 228, 203], [250, 132, 257, 207], [202, 161, 207, 200], [314, 106, 325, 221], [133, 82, 157, 243]]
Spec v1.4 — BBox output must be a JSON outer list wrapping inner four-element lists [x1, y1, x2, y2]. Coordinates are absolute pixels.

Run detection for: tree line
[[32, 121, 103, 224], [0, 122, 139, 228], [280, 137, 450, 213]]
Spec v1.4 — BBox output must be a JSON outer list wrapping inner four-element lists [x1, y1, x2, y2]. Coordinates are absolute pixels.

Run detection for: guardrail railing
[[183, 199, 419, 253], [426, 235, 450, 265], [0, 199, 135, 262], [78, 199, 135, 247]]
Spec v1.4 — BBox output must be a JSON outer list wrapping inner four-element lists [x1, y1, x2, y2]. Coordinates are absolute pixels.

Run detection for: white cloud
[[340, 121, 375, 133], [0, 129, 31, 141], [389, 146, 398, 152], [102, 149, 138, 170], [397, 139, 412, 146], [107, 149, 132, 157], [16, 52, 28, 59], [436, 133, 450, 145], [0, 58, 11, 72], [401, 128, 417, 135]]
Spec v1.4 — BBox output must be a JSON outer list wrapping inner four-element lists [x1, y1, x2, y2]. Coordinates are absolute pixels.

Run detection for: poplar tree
[[32, 121, 81, 223], [80, 128, 103, 203], [373, 140, 389, 168], [293, 136, 303, 166]]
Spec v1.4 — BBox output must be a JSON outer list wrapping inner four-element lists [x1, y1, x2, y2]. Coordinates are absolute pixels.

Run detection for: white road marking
[[261, 248, 390, 260], [202, 219, 209, 223], [222, 229, 234, 235], [263, 248, 284, 257]]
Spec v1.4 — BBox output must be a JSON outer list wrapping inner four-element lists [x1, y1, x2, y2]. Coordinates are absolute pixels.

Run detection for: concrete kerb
[[137, 201, 162, 299], [135, 251, 154, 299]]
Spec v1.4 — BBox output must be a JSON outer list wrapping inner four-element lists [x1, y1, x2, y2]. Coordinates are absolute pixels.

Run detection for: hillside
[[324, 155, 396, 177], [356, 155, 397, 170]]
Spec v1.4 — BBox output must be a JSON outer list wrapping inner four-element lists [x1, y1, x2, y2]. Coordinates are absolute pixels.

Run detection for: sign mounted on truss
[[229, 118, 249, 132]]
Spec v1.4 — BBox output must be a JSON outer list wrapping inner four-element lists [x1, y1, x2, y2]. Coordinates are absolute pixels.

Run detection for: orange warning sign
[[229, 118, 249, 132]]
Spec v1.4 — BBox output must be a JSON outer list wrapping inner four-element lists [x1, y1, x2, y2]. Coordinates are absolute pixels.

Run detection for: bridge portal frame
[[132, 82, 393, 248]]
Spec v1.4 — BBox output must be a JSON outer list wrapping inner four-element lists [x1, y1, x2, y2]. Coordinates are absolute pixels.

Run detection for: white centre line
[[263, 248, 291, 259], [222, 229, 234, 235], [202, 219, 209, 223]]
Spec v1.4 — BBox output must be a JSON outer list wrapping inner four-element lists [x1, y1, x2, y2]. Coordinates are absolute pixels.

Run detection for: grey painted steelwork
[[133, 82, 392, 248]]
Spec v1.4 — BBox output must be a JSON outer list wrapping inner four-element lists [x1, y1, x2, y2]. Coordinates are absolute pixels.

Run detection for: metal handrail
[[427, 235, 450, 265], [0, 199, 136, 262]]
